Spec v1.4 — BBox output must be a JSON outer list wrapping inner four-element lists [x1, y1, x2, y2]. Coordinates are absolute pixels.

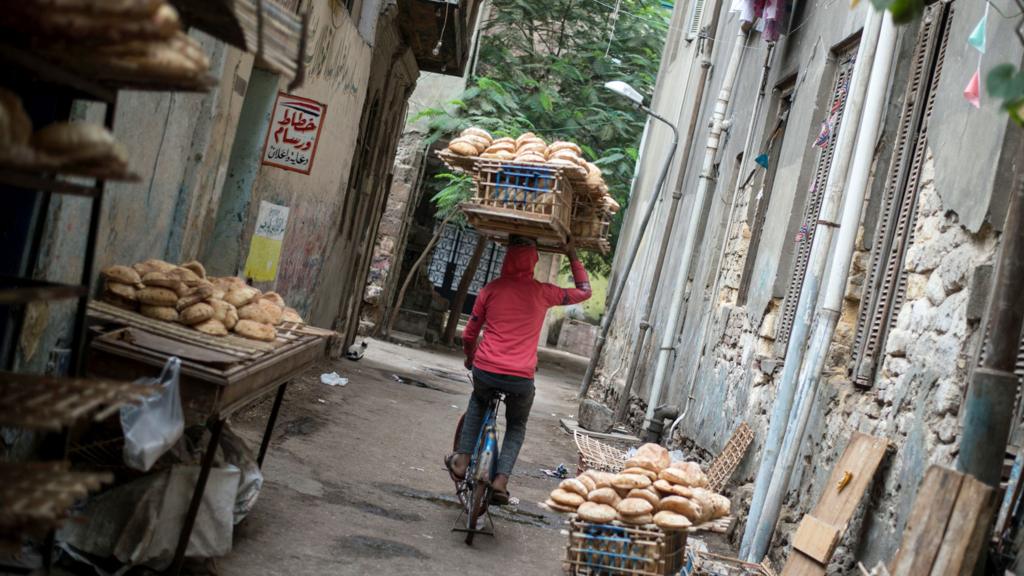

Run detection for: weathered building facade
[[16, 0, 482, 371], [591, 0, 1024, 568]]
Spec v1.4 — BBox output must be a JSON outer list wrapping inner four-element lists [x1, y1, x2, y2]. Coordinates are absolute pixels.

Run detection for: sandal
[[490, 487, 510, 506], [444, 453, 465, 483]]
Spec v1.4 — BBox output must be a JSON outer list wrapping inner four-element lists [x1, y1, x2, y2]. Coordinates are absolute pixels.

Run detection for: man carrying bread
[[446, 235, 592, 504]]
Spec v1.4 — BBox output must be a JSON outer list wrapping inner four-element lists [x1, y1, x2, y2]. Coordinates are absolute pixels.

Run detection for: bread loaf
[[665, 462, 707, 488], [238, 298, 283, 325], [616, 498, 653, 517], [577, 474, 597, 493], [559, 478, 589, 498], [658, 496, 702, 522], [105, 281, 137, 301], [210, 299, 239, 330], [101, 264, 140, 285], [141, 271, 182, 291], [137, 286, 178, 306], [167, 266, 201, 286], [619, 513, 653, 526], [134, 258, 175, 276], [180, 302, 213, 325], [281, 307, 303, 324], [176, 285, 214, 310], [576, 501, 617, 524], [461, 127, 492, 143], [611, 474, 651, 491], [461, 134, 490, 153], [587, 487, 621, 507], [447, 139, 478, 156], [103, 292, 136, 310], [32, 122, 125, 162], [544, 499, 577, 514], [548, 141, 582, 156], [139, 304, 178, 321], [550, 488, 584, 508], [225, 286, 260, 308], [193, 319, 228, 336], [179, 260, 206, 279], [622, 467, 658, 482], [234, 319, 276, 341], [627, 488, 660, 508], [262, 292, 286, 309], [654, 510, 692, 531]]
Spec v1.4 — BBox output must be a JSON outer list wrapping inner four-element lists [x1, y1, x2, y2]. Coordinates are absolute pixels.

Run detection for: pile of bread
[[545, 443, 730, 532], [0, 89, 130, 178], [4, 0, 210, 86], [446, 127, 619, 244], [100, 259, 304, 342]]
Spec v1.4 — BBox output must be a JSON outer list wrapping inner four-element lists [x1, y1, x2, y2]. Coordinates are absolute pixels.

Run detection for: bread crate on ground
[[565, 518, 688, 576]]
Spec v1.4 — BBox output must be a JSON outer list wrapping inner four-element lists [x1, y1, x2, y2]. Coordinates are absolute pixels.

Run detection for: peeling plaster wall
[[595, 0, 1024, 568]]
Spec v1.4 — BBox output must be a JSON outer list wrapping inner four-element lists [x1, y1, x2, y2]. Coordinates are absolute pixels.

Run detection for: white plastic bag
[[121, 357, 184, 472]]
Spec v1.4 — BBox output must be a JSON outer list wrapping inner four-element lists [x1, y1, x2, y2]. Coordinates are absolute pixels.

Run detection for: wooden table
[[85, 301, 333, 575]]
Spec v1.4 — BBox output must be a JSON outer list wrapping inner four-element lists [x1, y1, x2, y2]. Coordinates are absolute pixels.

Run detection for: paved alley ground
[[222, 338, 585, 575]]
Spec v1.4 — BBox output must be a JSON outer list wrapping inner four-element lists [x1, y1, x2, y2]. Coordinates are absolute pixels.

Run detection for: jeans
[[456, 367, 535, 477]]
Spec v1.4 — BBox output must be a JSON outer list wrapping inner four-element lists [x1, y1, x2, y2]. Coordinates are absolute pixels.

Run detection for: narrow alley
[[223, 339, 584, 575]]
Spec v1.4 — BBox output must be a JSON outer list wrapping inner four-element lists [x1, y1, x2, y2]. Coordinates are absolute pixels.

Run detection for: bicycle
[[451, 377, 504, 545]]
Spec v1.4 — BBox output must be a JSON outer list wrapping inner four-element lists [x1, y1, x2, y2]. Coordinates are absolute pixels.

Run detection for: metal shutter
[[686, 0, 706, 40], [850, 2, 953, 386], [773, 48, 858, 357]]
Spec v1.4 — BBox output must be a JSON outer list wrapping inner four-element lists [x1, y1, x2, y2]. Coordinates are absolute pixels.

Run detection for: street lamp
[[578, 81, 680, 423]]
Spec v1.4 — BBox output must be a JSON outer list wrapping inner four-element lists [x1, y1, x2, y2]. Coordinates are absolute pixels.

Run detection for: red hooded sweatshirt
[[463, 245, 592, 379]]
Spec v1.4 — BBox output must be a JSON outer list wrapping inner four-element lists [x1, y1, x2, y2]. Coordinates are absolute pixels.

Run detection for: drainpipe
[[613, 6, 724, 425], [670, 41, 775, 428], [643, 28, 750, 430], [743, 10, 890, 561], [578, 109, 678, 399]]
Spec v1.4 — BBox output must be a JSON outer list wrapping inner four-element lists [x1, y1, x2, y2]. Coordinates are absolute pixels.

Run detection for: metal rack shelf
[[0, 372, 150, 431], [0, 277, 88, 306], [0, 462, 113, 540]]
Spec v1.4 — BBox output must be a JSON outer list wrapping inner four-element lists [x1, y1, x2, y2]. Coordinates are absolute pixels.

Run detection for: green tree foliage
[[416, 0, 670, 274]]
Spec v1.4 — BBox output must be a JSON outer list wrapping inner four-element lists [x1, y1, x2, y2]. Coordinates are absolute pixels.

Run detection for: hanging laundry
[[964, 67, 982, 109], [734, 0, 791, 43], [794, 223, 810, 244], [967, 5, 987, 54], [813, 81, 848, 148]]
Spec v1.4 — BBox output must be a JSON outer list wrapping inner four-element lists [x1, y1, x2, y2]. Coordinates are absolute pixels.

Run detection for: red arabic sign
[[262, 92, 327, 174]]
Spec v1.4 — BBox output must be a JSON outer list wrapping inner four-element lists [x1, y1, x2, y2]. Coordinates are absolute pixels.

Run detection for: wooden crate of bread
[[462, 159, 575, 245], [565, 517, 687, 576]]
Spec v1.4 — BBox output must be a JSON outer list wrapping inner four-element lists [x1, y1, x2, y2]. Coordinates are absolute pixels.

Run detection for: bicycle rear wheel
[[464, 480, 490, 545]]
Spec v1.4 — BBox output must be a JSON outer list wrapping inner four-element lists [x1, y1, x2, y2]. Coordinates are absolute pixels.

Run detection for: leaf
[[988, 64, 1024, 101]]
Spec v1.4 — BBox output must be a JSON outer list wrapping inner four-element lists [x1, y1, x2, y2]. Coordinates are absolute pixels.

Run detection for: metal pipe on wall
[[744, 12, 896, 560], [612, 2, 724, 425], [578, 109, 679, 399], [643, 28, 750, 430]]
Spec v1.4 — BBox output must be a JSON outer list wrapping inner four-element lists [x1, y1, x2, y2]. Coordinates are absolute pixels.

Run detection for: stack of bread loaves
[[3, 0, 210, 87], [545, 443, 731, 531], [100, 258, 304, 342], [0, 88, 130, 177]]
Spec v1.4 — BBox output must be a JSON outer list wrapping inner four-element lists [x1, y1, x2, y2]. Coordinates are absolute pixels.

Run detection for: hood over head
[[500, 244, 538, 279]]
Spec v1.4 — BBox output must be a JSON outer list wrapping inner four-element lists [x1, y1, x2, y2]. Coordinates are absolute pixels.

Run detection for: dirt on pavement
[[221, 338, 584, 576]]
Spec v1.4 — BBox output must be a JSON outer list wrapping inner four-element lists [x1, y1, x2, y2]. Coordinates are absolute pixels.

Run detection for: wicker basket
[[462, 160, 574, 245], [565, 518, 688, 576]]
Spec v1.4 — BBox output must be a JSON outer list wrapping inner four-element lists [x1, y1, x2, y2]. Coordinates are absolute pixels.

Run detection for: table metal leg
[[257, 382, 288, 468], [168, 417, 224, 576]]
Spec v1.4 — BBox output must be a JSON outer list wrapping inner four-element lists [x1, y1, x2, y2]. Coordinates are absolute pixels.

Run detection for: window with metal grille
[[849, 2, 953, 386], [737, 79, 795, 306], [773, 44, 858, 357], [685, 0, 707, 41]]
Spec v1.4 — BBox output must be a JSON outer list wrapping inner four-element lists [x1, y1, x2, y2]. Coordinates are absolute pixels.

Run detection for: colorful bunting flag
[[755, 153, 770, 169], [968, 6, 988, 54], [964, 67, 981, 109]]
